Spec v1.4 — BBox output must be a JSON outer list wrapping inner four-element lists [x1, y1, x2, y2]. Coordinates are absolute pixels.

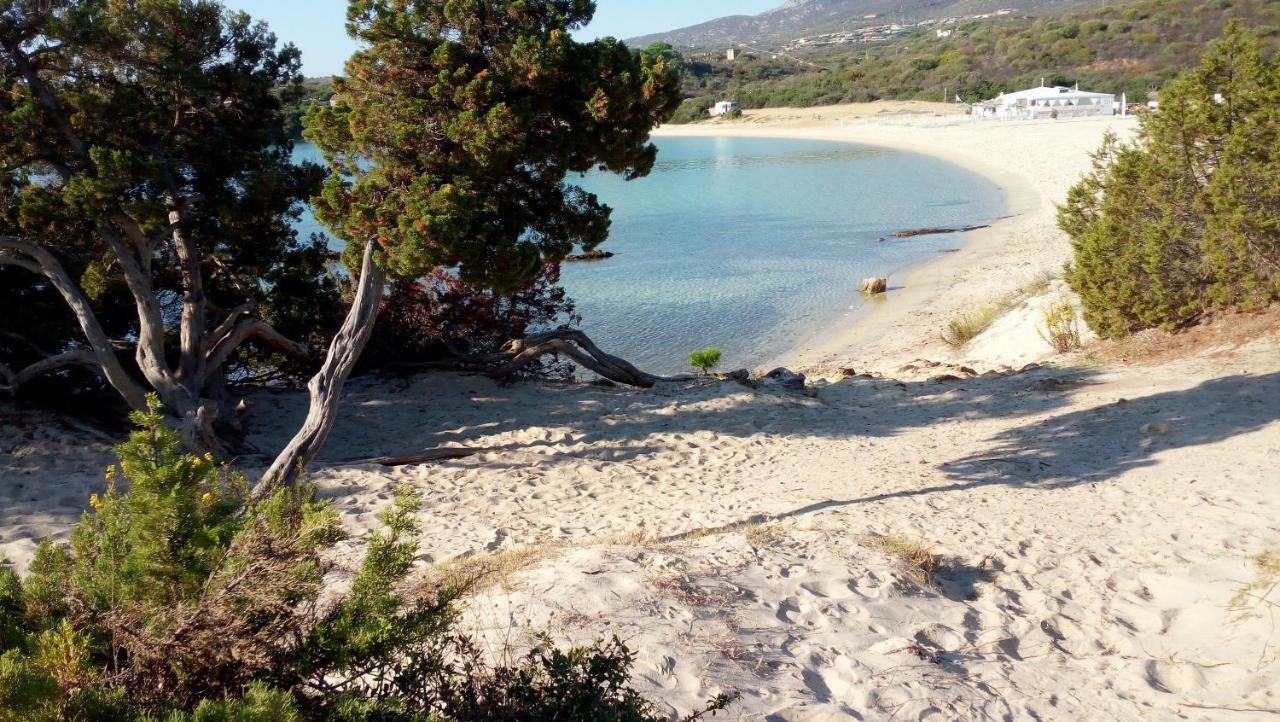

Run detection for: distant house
[[709, 101, 741, 118], [726, 48, 737, 61], [977, 83, 1116, 120], [936, 29, 953, 38]]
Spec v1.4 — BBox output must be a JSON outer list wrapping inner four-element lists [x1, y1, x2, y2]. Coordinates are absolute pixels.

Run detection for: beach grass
[[941, 272, 1056, 349], [865, 534, 941, 584]]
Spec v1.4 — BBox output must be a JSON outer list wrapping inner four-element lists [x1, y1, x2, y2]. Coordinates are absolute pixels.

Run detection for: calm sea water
[[292, 138, 1004, 373]]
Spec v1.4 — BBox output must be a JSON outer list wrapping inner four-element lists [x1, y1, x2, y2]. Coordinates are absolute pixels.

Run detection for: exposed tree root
[[341, 447, 499, 468], [478, 330, 695, 388]]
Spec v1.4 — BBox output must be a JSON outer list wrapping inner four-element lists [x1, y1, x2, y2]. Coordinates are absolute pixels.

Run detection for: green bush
[[1060, 23, 1280, 338], [0, 398, 733, 721], [689, 348, 723, 375]]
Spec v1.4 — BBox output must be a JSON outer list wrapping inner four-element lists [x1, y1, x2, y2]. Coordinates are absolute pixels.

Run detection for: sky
[[228, 0, 780, 77]]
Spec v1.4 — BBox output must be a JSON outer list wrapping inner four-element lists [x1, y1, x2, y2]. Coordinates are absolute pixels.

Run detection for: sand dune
[[3, 106, 1278, 720]]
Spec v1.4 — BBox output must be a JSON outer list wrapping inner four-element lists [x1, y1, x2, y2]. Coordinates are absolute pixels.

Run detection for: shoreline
[[654, 108, 1136, 374]]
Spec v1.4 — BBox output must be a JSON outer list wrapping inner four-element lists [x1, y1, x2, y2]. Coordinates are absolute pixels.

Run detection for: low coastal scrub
[[664, 0, 1279, 120], [0, 399, 732, 721], [1061, 23, 1280, 338]]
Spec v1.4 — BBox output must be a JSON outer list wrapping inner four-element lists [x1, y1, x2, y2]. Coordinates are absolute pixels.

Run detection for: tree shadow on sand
[[724, 371, 1280, 527], [939, 371, 1280, 488], [278, 365, 1107, 471]]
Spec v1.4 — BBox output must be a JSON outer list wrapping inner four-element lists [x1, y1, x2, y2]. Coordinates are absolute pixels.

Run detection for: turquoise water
[[292, 137, 1004, 373]]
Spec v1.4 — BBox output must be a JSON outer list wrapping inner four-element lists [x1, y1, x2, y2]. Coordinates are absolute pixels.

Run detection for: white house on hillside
[[978, 83, 1116, 120], [709, 101, 741, 118]]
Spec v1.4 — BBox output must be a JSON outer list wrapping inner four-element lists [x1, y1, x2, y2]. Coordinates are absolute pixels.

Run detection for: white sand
[[3, 105, 1279, 720]]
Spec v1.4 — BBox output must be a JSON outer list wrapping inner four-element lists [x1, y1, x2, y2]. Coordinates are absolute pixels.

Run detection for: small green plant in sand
[[865, 534, 941, 584], [690, 347, 724, 375], [1228, 549, 1280, 623], [1040, 301, 1084, 353]]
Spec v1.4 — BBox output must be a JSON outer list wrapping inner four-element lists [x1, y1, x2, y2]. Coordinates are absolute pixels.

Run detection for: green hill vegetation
[[670, 0, 1280, 121]]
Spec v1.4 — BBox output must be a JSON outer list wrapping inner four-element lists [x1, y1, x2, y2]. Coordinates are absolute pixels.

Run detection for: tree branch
[[487, 330, 694, 388], [0, 236, 149, 411], [202, 317, 310, 385], [0, 348, 100, 394]]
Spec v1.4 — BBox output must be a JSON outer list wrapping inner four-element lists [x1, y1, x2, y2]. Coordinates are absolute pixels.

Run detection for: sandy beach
[[3, 104, 1278, 720]]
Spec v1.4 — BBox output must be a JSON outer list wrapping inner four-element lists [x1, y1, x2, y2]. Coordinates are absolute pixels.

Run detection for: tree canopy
[[0, 0, 338, 445], [261, 0, 682, 488]]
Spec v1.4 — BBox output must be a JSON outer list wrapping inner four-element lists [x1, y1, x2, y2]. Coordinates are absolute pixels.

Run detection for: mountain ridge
[[628, 0, 1086, 49]]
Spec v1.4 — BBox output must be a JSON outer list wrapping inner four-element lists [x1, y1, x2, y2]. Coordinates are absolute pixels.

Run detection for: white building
[[977, 83, 1116, 120], [709, 101, 740, 118]]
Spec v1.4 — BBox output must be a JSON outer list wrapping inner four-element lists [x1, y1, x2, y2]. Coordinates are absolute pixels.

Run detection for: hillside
[[668, 0, 1280, 122], [629, 0, 1091, 49]]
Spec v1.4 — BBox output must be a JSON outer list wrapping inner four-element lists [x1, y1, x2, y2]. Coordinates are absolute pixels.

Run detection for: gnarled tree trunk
[[258, 242, 387, 495]]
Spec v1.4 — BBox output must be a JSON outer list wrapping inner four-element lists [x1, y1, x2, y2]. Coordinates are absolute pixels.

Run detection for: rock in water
[[860, 277, 888, 294]]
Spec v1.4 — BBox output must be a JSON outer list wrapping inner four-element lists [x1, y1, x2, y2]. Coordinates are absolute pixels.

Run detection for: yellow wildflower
[[104, 464, 116, 480], [89, 493, 102, 509], [201, 492, 215, 503]]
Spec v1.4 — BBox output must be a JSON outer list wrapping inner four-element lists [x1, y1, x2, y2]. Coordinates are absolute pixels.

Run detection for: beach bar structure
[[977, 83, 1116, 120], [709, 100, 741, 117]]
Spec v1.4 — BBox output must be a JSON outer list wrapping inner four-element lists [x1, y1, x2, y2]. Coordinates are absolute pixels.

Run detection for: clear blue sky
[[228, 0, 779, 77]]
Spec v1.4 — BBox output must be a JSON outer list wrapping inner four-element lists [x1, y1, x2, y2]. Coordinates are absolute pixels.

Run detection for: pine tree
[[261, 0, 683, 488], [0, 0, 338, 447], [1061, 21, 1280, 337]]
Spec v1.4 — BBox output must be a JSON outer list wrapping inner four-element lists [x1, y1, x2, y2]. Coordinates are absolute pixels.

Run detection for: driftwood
[[564, 250, 615, 262], [342, 447, 499, 468], [483, 330, 695, 388], [894, 225, 990, 238]]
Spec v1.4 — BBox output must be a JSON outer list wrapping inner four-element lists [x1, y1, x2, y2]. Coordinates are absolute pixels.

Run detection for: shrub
[[1060, 23, 1280, 338], [1039, 302, 1083, 353], [689, 348, 724, 375], [0, 399, 733, 721]]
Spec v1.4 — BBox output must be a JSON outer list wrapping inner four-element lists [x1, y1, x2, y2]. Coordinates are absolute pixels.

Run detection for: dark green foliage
[[281, 78, 338, 141], [0, 400, 732, 721], [302, 1, 684, 291], [1, 0, 340, 418], [360, 267, 580, 377], [1060, 23, 1280, 337]]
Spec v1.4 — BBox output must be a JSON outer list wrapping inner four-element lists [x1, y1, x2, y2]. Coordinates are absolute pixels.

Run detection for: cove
[[292, 137, 1005, 374]]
